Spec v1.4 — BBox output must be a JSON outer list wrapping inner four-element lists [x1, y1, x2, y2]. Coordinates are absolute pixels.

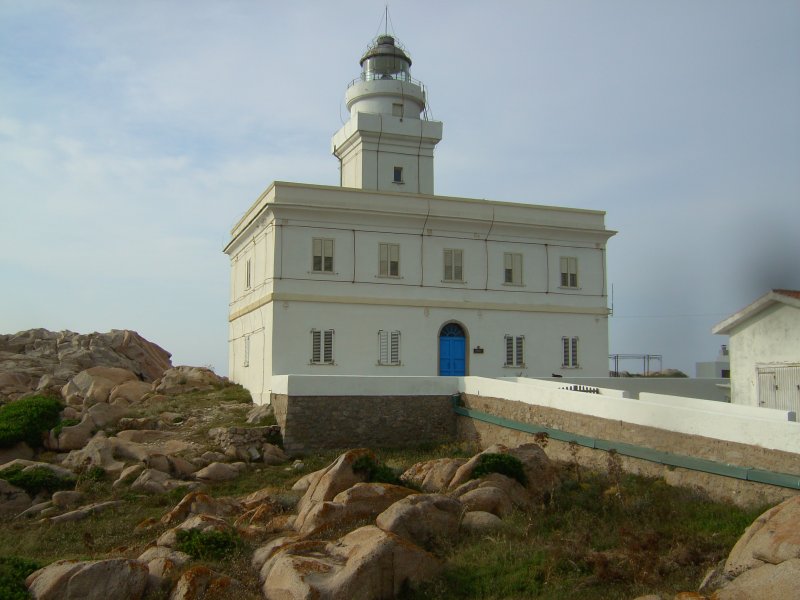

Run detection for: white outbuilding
[[713, 289, 800, 411], [224, 34, 616, 404]]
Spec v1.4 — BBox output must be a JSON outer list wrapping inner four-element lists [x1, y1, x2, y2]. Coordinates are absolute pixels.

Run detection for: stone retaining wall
[[271, 394, 455, 455], [458, 393, 800, 508]]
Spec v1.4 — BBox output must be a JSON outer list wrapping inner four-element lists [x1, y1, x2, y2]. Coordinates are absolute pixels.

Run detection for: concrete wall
[[534, 376, 731, 402], [728, 303, 800, 406], [456, 394, 798, 507], [272, 393, 455, 455]]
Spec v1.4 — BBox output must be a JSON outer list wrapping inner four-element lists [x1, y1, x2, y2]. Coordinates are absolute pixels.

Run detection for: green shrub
[[352, 455, 402, 485], [470, 453, 527, 486], [175, 529, 242, 561], [0, 466, 75, 496], [0, 396, 63, 448], [0, 556, 40, 600]]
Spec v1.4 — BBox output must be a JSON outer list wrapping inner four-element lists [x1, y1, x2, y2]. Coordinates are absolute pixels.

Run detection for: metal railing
[[347, 73, 425, 90]]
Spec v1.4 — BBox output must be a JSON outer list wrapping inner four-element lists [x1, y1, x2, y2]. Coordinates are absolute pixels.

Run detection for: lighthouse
[[332, 35, 443, 195]]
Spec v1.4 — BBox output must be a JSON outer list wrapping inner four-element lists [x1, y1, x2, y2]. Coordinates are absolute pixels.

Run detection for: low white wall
[[638, 392, 796, 422], [271, 375, 800, 456], [271, 375, 459, 397], [465, 376, 800, 455], [536, 376, 730, 402]]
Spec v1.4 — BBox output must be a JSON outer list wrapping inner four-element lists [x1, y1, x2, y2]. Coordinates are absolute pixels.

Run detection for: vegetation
[[0, 465, 75, 496], [0, 396, 63, 448], [470, 453, 527, 486], [352, 454, 402, 485], [403, 470, 765, 600], [51, 418, 80, 438], [175, 529, 243, 561], [0, 556, 41, 600]]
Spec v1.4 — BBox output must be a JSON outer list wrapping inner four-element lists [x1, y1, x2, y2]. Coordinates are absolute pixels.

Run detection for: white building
[[695, 345, 730, 379], [712, 289, 800, 410], [225, 34, 615, 404]]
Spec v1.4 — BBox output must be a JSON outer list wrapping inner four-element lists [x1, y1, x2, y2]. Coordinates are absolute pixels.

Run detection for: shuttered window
[[560, 257, 578, 288], [444, 249, 463, 282], [312, 238, 334, 273], [562, 336, 579, 367], [504, 335, 524, 367], [245, 258, 252, 289], [379, 243, 400, 277], [504, 252, 523, 284], [243, 335, 250, 367], [311, 329, 334, 364], [378, 330, 401, 365]]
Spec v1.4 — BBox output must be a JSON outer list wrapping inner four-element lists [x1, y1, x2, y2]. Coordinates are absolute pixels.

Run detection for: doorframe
[[437, 320, 469, 376]]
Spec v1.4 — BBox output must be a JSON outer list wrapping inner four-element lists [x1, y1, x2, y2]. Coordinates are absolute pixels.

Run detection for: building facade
[[713, 289, 800, 411], [225, 35, 615, 404]]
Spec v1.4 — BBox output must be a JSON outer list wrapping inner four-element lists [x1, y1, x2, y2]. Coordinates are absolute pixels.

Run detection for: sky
[[1, 0, 798, 377]]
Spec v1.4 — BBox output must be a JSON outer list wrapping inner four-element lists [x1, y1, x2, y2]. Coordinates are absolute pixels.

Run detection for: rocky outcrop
[[25, 558, 149, 599], [261, 525, 442, 600], [154, 366, 224, 395], [375, 493, 462, 548], [0, 329, 171, 400]]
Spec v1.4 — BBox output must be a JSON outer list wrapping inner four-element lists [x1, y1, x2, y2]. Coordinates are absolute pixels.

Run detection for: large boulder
[[724, 495, 800, 575], [0, 479, 32, 516], [169, 566, 242, 600], [376, 493, 462, 548], [296, 482, 416, 536], [154, 366, 224, 395], [109, 380, 153, 403], [450, 473, 532, 516], [401, 457, 467, 492], [136, 547, 191, 595], [25, 558, 149, 600], [261, 525, 441, 600], [61, 367, 138, 406], [161, 491, 243, 525], [715, 558, 800, 600], [294, 448, 373, 528]]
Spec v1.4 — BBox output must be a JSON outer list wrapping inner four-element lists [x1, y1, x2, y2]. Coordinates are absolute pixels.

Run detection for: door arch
[[439, 322, 467, 376]]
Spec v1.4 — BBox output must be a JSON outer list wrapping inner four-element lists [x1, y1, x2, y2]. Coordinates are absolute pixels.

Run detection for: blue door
[[439, 323, 466, 376]]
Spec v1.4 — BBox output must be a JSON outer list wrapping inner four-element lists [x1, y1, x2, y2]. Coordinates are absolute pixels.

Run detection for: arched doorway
[[439, 322, 466, 376]]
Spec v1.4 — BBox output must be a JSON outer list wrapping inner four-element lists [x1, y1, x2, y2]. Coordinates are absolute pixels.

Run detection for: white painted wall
[[271, 374, 800, 455], [728, 303, 800, 406]]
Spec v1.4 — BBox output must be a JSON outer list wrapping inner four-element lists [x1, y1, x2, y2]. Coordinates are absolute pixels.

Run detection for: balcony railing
[[347, 72, 425, 91]]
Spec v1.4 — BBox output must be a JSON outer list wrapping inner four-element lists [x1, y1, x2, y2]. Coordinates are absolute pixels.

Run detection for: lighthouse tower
[[332, 35, 443, 195]]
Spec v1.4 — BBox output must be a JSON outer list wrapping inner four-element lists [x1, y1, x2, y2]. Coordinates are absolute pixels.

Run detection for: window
[[379, 243, 400, 277], [243, 335, 250, 367], [504, 335, 524, 367], [311, 329, 334, 364], [312, 238, 334, 273], [444, 249, 463, 282], [245, 258, 252, 289], [562, 336, 579, 367], [504, 252, 522, 285], [393, 166, 403, 183], [392, 103, 403, 117], [560, 257, 578, 288], [378, 330, 401, 365]]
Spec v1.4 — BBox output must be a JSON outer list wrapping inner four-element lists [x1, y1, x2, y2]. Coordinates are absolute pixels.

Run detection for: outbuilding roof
[[712, 289, 800, 335]]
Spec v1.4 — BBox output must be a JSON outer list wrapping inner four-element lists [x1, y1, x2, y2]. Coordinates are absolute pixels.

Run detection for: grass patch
[[471, 453, 527, 486], [403, 468, 766, 600], [0, 466, 75, 496], [352, 455, 402, 485], [0, 396, 63, 448], [0, 556, 41, 600], [175, 529, 243, 561], [51, 418, 81, 438]]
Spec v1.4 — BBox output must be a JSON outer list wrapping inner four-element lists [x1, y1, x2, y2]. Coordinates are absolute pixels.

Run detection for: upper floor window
[[311, 329, 334, 365], [313, 238, 334, 273], [243, 335, 250, 367], [245, 258, 252, 289], [560, 257, 578, 288], [379, 243, 400, 277], [444, 249, 463, 282], [393, 166, 403, 183], [504, 335, 525, 367], [378, 330, 401, 365], [504, 253, 523, 285], [562, 336, 579, 368]]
